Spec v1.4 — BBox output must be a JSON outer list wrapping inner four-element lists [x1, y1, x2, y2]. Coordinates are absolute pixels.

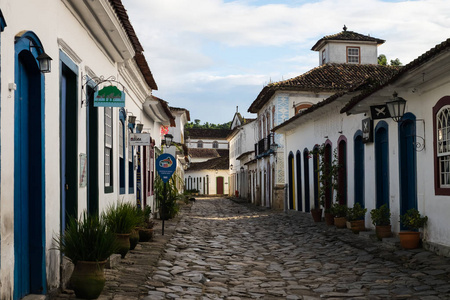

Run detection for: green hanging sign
[[94, 85, 125, 107]]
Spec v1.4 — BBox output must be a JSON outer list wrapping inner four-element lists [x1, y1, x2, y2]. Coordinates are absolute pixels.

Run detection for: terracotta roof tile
[[186, 128, 232, 139], [341, 38, 450, 114], [108, 0, 158, 90], [189, 148, 220, 159], [311, 27, 385, 51], [249, 63, 399, 113], [187, 156, 229, 171]]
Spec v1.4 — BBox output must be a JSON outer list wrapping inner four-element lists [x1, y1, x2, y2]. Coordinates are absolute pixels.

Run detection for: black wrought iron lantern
[[164, 133, 173, 148], [36, 51, 52, 73], [386, 92, 407, 122]]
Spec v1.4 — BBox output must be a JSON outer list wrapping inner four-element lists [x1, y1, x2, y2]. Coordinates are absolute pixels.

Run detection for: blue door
[[354, 131, 365, 207], [399, 113, 417, 218], [296, 151, 302, 211], [288, 152, 294, 209], [375, 122, 389, 208], [14, 32, 46, 299]]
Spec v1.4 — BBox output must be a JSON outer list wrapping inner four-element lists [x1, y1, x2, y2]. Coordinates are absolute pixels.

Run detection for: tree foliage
[[378, 54, 402, 66], [185, 120, 232, 129]]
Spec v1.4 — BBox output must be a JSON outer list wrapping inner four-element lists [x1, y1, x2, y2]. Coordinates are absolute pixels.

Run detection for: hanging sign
[[362, 118, 373, 143], [370, 105, 391, 120], [94, 85, 125, 107], [156, 153, 176, 183], [129, 133, 151, 146]]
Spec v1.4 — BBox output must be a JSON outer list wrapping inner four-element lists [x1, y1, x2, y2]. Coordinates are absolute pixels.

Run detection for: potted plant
[[103, 201, 139, 258], [138, 206, 155, 242], [370, 204, 392, 240], [347, 203, 367, 233], [310, 194, 324, 222], [54, 211, 117, 299], [330, 202, 347, 228], [399, 208, 428, 249]]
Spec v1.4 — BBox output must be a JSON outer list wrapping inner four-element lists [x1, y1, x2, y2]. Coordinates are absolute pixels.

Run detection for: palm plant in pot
[[370, 204, 392, 240], [103, 201, 139, 258], [137, 206, 155, 242], [399, 208, 428, 249], [54, 211, 117, 299], [347, 203, 367, 233]]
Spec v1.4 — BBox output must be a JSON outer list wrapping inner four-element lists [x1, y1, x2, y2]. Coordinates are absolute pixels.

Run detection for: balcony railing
[[255, 133, 275, 158]]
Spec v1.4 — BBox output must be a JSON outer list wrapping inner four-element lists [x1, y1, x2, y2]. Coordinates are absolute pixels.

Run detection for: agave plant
[[54, 211, 117, 265], [103, 201, 139, 234]]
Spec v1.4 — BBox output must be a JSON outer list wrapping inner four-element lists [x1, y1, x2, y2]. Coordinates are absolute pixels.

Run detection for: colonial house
[[247, 26, 395, 210], [185, 128, 231, 195], [228, 111, 256, 200], [165, 106, 191, 193], [0, 0, 174, 298], [273, 32, 450, 255]]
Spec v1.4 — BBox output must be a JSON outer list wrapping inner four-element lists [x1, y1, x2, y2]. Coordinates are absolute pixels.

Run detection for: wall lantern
[[128, 115, 136, 124], [136, 123, 144, 132], [164, 133, 173, 148], [36, 51, 52, 73], [270, 142, 278, 153], [230, 164, 233, 170], [386, 92, 407, 122], [30, 43, 52, 73], [240, 166, 244, 172]]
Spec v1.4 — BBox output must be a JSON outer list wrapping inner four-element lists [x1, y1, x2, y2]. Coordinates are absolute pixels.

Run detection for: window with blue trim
[[104, 107, 113, 193], [128, 127, 134, 194], [119, 110, 126, 194]]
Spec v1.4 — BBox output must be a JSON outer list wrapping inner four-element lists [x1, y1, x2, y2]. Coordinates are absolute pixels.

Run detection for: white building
[[228, 112, 256, 199], [247, 26, 390, 210], [0, 1, 173, 298], [274, 31, 450, 255]]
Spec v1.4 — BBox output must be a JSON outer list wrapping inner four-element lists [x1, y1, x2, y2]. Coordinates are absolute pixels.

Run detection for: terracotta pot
[[129, 229, 139, 250], [70, 260, 106, 299], [334, 217, 347, 228], [350, 220, 365, 233], [375, 225, 392, 240], [398, 231, 421, 249], [325, 213, 335, 226], [311, 209, 322, 222], [138, 227, 154, 242], [115, 233, 131, 258]]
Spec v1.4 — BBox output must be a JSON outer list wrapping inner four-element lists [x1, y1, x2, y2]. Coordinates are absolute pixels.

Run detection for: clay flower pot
[[398, 231, 421, 249], [311, 209, 322, 222], [70, 260, 106, 299], [350, 220, 365, 233], [375, 225, 392, 240], [115, 233, 131, 258], [334, 217, 347, 228], [325, 213, 335, 226]]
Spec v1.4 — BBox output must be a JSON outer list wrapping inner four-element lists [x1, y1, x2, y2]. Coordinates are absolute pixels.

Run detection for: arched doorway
[[399, 113, 417, 217], [296, 151, 302, 211], [303, 149, 310, 212], [324, 143, 332, 210], [288, 152, 295, 209], [375, 121, 389, 208], [14, 31, 46, 298], [354, 131, 365, 207], [338, 137, 347, 205]]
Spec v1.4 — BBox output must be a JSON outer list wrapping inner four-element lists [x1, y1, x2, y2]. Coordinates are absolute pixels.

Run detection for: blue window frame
[[119, 109, 126, 194], [128, 125, 134, 194]]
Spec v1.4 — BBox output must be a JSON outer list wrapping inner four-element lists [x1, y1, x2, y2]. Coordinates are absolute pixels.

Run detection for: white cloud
[[123, 0, 450, 122]]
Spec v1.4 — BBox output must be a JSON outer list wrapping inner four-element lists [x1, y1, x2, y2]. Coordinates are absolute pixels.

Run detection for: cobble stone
[[49, 197, 450, 299]]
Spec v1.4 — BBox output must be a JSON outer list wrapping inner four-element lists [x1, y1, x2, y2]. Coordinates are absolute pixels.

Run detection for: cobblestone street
[[51, 197, 450, 299]]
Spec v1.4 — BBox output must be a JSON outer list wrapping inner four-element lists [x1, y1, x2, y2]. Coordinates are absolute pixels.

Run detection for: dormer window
[[347, 47, 360, 64], [295, 103, 312, 115], [322, 49, 326, 65]]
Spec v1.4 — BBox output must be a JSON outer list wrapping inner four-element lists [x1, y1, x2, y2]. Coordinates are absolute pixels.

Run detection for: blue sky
[[122, 0, 450, 124]]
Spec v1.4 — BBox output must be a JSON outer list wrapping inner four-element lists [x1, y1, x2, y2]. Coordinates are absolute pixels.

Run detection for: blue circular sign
[[156, 153, 176, 183]]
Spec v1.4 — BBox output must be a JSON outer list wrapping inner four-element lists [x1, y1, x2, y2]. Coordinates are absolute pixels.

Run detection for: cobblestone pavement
[[53, 197, 450, 299]]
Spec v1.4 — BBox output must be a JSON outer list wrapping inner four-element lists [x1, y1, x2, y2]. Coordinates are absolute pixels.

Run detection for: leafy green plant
[[370, 204, 391, 226], [330, 202, 347, 218], [400, 208, 428, 231], [347, 203, 367, 221], [154, 174, 180, 220], [103, 201, 139, 234], [54, 211, 117, 265]]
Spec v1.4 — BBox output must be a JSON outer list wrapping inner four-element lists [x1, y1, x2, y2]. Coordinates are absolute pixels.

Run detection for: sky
[[121, 0, 450, 124]]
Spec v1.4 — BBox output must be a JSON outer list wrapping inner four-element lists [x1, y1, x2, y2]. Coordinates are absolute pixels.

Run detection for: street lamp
[[164, 134, 173, 148], [386, 92, 407, 122], [29, 43, 52, 73]]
